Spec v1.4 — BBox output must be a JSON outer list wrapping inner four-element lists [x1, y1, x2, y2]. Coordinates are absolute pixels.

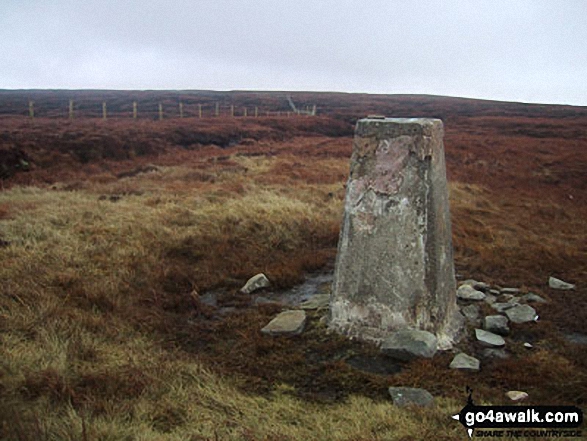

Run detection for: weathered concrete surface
[[330, 118, 462, 348]]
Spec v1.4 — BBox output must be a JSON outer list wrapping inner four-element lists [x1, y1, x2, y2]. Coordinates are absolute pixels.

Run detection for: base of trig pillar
[[329, 117, 463, 349]]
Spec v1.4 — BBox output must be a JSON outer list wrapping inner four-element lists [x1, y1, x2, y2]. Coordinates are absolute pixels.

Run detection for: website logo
[[452, 387, 583, 438]]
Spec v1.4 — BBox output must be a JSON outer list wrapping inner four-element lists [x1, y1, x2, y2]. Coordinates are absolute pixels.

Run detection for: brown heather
[[0, 93, 586, 440]]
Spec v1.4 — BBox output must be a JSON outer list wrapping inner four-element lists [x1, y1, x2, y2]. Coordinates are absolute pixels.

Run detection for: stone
[[481, 348, 509, 359], [520, 293, 547, 304], [475, 329, 506, 348], [261, 310, 306, 336], [499, 294, 517, 303], [549, 276, 575, 290], [489, 289, 501, 296], [460, 279, 490, 292], [299, 294, 330, 310], [240, 273, 270, 294], [524, 342, 533, 349], [381, 329, 438, 361], [564, 333, 587, 345], [461, 304, 480, 323], [388, 387, 434, 407], [330, 118, 462, 348], [457, 285, 486, 301], [505, 304, 537, 324], [491, 302, 516, 313], [483, 315, 510, 336], [483, 294, 497, 305], [506, 391, 529, 401], [449, 353, 480, 371], [500, 287, 521, 295]]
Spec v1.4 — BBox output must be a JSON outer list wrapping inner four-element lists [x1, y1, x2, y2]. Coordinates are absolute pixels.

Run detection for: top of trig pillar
[[357, 117, 444, 138]]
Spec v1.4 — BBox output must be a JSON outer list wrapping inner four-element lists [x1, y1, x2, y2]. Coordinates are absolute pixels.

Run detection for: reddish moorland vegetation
[[0, 90, 586, 440]]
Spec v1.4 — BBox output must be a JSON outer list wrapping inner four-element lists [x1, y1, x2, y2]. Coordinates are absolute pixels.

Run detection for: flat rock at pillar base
[[461, 304, 480, 323], [449, 353, 480, 371], [483, 315, 510, 336], [388, 387, 434, 407], [460, 279, 490, 292], [457, 285, 486, 300], [520, 293, 547, 304], [240, 273, 270, 294], [505, 304, 537, 324], [549, 277, 575, 290], [299, 294, 330, 310], [261, 310, 306, 336], [381, 329, 438, 361], [491, 302, 516, 313], [475, 328, 506, 348]]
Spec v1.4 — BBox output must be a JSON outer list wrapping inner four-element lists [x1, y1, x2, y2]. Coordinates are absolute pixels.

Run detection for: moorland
[[0, 90, 586, 440]]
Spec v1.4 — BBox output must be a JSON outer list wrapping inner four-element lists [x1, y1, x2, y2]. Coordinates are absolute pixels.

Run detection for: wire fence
[[20, 100, 318, 121]]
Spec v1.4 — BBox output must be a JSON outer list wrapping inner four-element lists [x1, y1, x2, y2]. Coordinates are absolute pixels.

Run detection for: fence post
[[312, 105, 317, 116], [255, 106, 258, 118], [159, 103, 163, 120], [102, 102, 107, 120], [230, 105, 234, 117], [179, 102, 184, 118], [243, 107, 247, 117], [133, 101, 137, 119], [69, 100, 74, 119], [198, 104, 202, 118], [215, 102, 219, 117], [28, 101, 34, 120]]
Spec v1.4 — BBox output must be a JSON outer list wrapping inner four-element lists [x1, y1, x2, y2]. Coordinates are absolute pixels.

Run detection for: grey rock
[[299, 294, 330, 310], [500, 294, 517, 303], [381, 329, 438, 361], [506, 391, 529, 401], [524, 342, 533, 349], [491, 302, 516, 313], [261, 310, 306, 336], [388, 387, 434, 407], [500, 287, 521, 295], [484, 294, 497, 305], [199, 292, 218, 307], [483, 315, 510, 336], [475, 328, 506, 347], [460, 279, 490, 292], [489, 289, 501, 296], [520, 293, 547, 304], [549, 277, 575, 290], [505, 304, 537, 324], [457, 285, 486, 301], [240, 273, 270, 294], [564, 333, 587, 345], [481, 348, 509, 359], [449, 353, 480, 371], [461, 304, 480, 322]]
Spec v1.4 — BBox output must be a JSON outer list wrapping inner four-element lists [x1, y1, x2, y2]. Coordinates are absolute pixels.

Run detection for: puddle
[[266, 272, 334, 306]]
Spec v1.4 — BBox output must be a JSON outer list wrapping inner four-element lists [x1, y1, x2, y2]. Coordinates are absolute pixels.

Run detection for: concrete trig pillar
[[330, 117, 462, 348]]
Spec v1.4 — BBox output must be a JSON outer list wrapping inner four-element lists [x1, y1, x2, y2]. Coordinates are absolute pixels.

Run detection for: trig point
[[330, 117, 462, 349]]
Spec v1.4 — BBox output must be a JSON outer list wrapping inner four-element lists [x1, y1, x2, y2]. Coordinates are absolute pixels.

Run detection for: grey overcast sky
[[1, 0, 586, 105]]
